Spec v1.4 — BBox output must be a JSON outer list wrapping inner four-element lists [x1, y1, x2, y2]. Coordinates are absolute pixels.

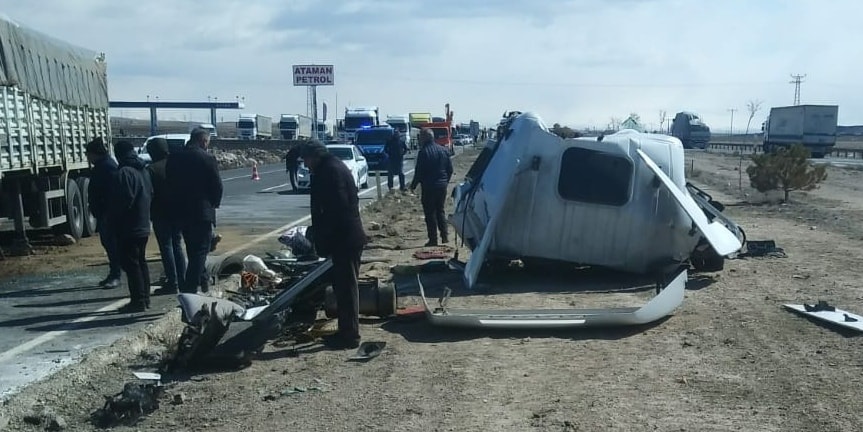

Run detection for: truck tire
[[76, 177, 97, 237], [62, 179, 85, 240]]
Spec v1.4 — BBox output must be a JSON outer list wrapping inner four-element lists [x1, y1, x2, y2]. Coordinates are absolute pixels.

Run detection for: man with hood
[[111, 140, 153, 313], [301, 140, 367, 349], [146, 138, 186, 295], [410, 128, 453, 246], [385, 129, 409, 192], [85, 137, 121, 289], [166, 127, 223, 294]]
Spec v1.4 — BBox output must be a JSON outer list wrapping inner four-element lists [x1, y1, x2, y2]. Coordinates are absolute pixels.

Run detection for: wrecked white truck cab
[[418, 111, 745, 328]]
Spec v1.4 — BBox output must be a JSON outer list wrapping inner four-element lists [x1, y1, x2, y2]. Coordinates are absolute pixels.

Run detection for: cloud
[[2, 0, 861, 129]]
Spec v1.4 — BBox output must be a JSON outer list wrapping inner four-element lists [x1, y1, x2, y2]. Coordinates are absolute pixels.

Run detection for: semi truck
[[385, 115, 416, 149], [0, 16, 110, 247], [341, 107, 379, 144], [424, 104, 455, 155], [762, 105, 838, 158], [279, 114, 312, 140], [670, 111, 711, 149], [409, 112, 432, 129], [315, 121, 329, 141], [237, 114, 273, 140]]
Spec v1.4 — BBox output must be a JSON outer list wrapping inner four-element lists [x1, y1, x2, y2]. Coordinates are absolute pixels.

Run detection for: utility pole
[[728, 108, 738, 137], [790, 74, 806, 105]]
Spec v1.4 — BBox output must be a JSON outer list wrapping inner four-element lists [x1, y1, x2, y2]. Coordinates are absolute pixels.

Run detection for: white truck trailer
[[0, 16, 110, 249], [279, 114, 312, 140], [237, 114, 273, 140]]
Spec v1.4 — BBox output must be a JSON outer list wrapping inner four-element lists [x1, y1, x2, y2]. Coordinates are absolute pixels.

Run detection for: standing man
[[111, 141, 153, 313], [301, 140, 367, 349], [166, 127, 223, 294], [410, 128, 453, 246], [385, 129, 408, 192], [85, 137, 121, 289], [284, 144, 301, 191], [146, 137, 186, 295]]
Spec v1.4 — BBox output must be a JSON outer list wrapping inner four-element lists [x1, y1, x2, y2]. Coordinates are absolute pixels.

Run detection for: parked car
[[138, 134, 191, 164], [296, 144, 369, 191], [454, 134, 473, 146]]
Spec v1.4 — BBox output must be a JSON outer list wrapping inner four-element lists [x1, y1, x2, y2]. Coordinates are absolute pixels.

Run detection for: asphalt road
[[0, 154, 420, 399]]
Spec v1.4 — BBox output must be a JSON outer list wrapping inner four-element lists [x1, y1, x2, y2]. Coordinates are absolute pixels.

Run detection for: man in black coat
[[284, 145, 301, 191], [410, 128, 453, 246], [302, 140, 367, 349], [166, 128, 223, 294], [146, 138, 186, 295], [86, 137, 122, 289], [385, 129, 409, 191], [111, 141, 153, 313]]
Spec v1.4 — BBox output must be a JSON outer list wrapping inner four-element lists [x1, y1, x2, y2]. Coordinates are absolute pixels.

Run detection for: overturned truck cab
[[420, 111, 745, 329]]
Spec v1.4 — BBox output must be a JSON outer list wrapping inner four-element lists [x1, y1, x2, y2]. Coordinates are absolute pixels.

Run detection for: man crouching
[[301, 140, 368, 349]]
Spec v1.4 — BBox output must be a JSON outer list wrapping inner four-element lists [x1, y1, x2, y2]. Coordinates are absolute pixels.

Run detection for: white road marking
[[261, 182, 291, 192], [222, 169, 283, 182], [0, 164, 421, 364]]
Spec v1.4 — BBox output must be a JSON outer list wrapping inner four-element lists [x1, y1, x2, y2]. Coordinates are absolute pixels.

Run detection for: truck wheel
[[76, 177, 97, 237], [62, 179, 85, 240]]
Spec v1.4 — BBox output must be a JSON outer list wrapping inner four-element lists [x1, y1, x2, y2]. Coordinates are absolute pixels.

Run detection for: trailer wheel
[[62, 179, 84, 240], [76, 177, 97, 237]]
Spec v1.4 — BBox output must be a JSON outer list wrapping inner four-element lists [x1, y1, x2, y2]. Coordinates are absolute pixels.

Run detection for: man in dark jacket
[[146, 138, 186, 295], [284, 145, 301, 191], [385, 130, 409, 191], [410, 128, 453, 246], [85, 137, 121, 289], [111, 141, 153, 313], [166, 127, 223, 294], [302, 140, 367, 349]]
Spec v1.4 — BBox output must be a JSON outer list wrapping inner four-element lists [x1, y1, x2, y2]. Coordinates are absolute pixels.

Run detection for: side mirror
[[357, 156, 366, 162]]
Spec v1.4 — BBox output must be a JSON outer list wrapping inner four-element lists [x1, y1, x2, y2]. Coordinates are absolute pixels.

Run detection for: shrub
[[746, 144, 827, 202]]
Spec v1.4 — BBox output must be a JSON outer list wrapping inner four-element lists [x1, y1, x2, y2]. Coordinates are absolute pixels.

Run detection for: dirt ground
[[4, 146, 863, 431]]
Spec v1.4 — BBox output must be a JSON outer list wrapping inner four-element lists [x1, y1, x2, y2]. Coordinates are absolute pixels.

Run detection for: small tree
[[658, 110, 667, 132], [746, 144, 827, 202], [745, 99, 763, 136]]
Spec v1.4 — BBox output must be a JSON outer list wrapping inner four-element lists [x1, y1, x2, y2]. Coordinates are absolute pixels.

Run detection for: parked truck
[[762, 105, 838, 158], [670, 111, 711, 149], [409, 112, 432, 129], [237, 114, 273, 140], [424, 104, 455, 155], [279, 114, 312, 140], [0, 16, 110, 246], [341, 107, 379, 144]]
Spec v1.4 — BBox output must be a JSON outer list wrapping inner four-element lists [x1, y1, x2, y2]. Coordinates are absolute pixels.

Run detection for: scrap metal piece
[[417, 268, 687, 329], [784, 303, 863, 332]]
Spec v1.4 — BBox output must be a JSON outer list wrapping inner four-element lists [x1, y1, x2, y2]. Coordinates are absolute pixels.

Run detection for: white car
[[137, 134, 191, 163], [296, 144, 369, 191]]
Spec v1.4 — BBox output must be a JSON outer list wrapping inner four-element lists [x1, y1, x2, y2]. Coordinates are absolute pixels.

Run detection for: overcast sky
[[3, 0, 858, 131]]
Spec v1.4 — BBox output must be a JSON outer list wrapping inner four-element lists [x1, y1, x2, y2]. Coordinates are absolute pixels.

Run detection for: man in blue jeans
[[166, 128, 223, 294], [146, 138, 186, 295], [385, 129, 408, 191], [85, 137, 122, 289]]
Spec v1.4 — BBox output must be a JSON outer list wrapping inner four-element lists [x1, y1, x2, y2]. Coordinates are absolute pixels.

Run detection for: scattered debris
[[92, 382, 165, 428], [51, 234, 76, 246], [784, 301, 863, 333], [738, 240, 787, 258], [369, 221, 383, 231], [348, 341, 386, 361], [263, 384, 326, 401], [791, 274, 810, 280], [23, 406, 66, 431], [172, 393, 187, 405], [132, 372, 161, 381], [413, 249, 450, 260]]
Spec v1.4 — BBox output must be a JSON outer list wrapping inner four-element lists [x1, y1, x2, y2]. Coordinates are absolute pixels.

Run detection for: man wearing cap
[[410, 128, 453, 246], [166, 127, 223, 294], [85, 137, 121, 289], [111, 140, 153, 313], [146, 137, 186, 295], [301, 140, 367, 349]]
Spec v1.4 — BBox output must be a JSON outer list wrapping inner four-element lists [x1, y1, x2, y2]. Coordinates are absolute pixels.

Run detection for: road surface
[[0, 154, 422, 398]]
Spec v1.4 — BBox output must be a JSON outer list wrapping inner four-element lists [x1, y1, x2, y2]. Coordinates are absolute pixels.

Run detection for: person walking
[[410, 128, 453, 246], [166, 127, 223, 294], [284, 145, 301, 191], [111, 141, 153, 313], [301, 140, 367, 349], [85, 137, 122, 289], [385, 129, 408, 192], [146, 138, 186, 295]]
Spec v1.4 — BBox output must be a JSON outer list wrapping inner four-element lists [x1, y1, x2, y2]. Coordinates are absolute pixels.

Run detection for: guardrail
[[707, 142, 863, 160]]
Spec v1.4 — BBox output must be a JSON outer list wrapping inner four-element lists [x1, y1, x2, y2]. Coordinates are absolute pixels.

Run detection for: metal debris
[[91, 382, 164, 428]]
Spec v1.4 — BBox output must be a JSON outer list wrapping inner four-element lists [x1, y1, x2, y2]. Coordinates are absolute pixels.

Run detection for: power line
[[790, 74, 806, 105]]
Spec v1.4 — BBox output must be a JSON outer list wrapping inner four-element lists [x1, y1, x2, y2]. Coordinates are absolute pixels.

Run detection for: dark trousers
[[420, 186, 448, 243], [181, 221, 213, 294], [331, 248, 363, 340], [152, 217, 186, 288], [97, 217, 122, 279], [287, 166, 298, 190], [387, 158, 405, 190], [117, 236, 150, 307]]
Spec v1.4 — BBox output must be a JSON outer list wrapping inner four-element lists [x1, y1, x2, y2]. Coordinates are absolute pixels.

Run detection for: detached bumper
[[417, 267, 687, 329]]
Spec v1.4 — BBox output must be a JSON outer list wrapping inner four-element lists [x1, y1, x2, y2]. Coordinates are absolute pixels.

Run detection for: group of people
[[86, 127, 223, 313]]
